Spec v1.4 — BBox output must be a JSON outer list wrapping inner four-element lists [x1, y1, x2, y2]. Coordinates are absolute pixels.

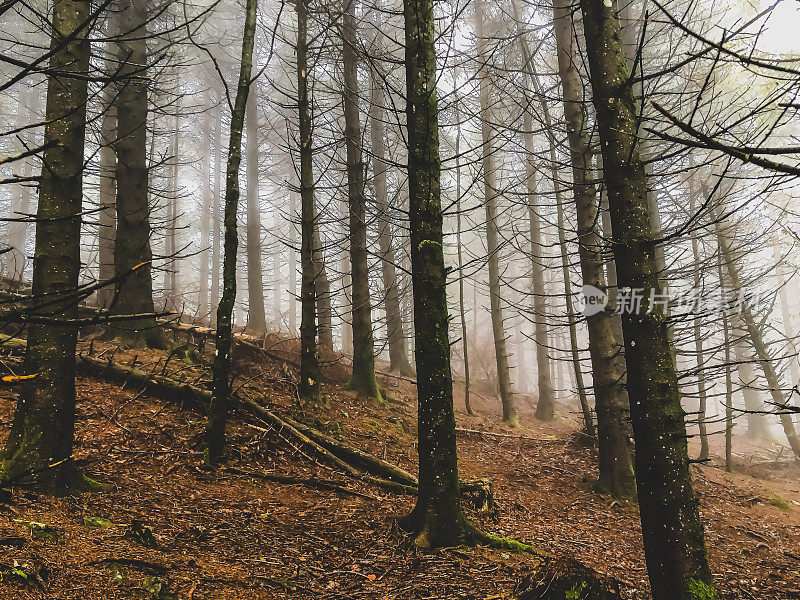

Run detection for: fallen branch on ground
[[223, 466, 378, 501], [455, 428, 564, 443], [3, 339, 494, 509], [88, 558, 169, 574]]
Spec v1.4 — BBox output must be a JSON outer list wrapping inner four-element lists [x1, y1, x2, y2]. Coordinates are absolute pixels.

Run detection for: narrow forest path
[[0, 336, 798, 599]]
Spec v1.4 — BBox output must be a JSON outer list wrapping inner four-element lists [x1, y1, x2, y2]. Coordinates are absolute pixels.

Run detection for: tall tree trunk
[[514, 319, 527, 393], [98, 67, 116, 308], [731, 329, 772, 439], [776, 254, 800, 390], [163, 109, 179, 313], [401, 0, 474, 546], [7, 84, 32, 280], [245, 82, 267, 336], [454, 89, 473, 415], [551, 0, 635, 488], [522, 121, 555, 424], [0, 0, 100, 492], [273, 243, 282, 329], [342, 0, 380, 401], [513, 14, 589, 426], [289, 191, 298, 334], [689, 190, 709, 461], [296, 0, 320, 403], [580, 1, 716, 597], [312, 204, 333, 348], [211, 103, 223, 325], [554, 185, 591, 426], [198, 109, 212, 321], [113, 0, 164, 348], [597, 159, 626, 357], [340, 212, 352, 351], [371, 47, 413, 377], [475, 0, 517, 427], [710, 202, 800, 459], [720, 254, 734, 473], [204, 0, 258, 464]]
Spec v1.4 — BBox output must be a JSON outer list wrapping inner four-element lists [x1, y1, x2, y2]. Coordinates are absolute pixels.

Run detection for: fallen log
[[75, 355, 492, 507], [74, 355, 420, 495], [0, 340, 493, 509], [283, 415, 417, 486], [77, 355, 211, 412], [279, 413, 493, 510]]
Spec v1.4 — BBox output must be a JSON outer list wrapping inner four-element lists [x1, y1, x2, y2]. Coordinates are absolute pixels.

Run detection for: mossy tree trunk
[[370, 26, 413, 378], [112, 0, 164, 348], [551, 0, 633, 496], [475, 0, 517, 428], [245, 81, 267, 337], [296, 0, 320, 403], [1, 0, 99, 492], [579, 0, 716, 598], [204, 0, 258, 464], [402, 0, 474, 546], [341, 0, 380, 402]]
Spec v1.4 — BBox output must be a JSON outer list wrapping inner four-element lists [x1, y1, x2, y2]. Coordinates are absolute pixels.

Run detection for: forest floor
[[0, 332, 799, 599]]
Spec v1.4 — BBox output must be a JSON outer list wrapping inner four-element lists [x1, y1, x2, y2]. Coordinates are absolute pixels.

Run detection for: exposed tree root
[[473, 530, 547, 557]]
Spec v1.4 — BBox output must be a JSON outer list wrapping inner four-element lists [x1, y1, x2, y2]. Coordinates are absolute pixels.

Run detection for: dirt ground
[[0, 336, 798, 599]]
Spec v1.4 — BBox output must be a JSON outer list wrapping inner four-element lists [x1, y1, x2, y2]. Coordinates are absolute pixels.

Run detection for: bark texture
[[342, 0, 380, 401], [204, 0, 258, 463], [113, 0, 163, 347], [1, 0, 100, 491], [475, 0, 517, 427], [580, 0, 716, 597], [296, 0, 320, 403], [402, 0, 473, 546], [552, 0, 634, 496], [245, 83, 267, 336]]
